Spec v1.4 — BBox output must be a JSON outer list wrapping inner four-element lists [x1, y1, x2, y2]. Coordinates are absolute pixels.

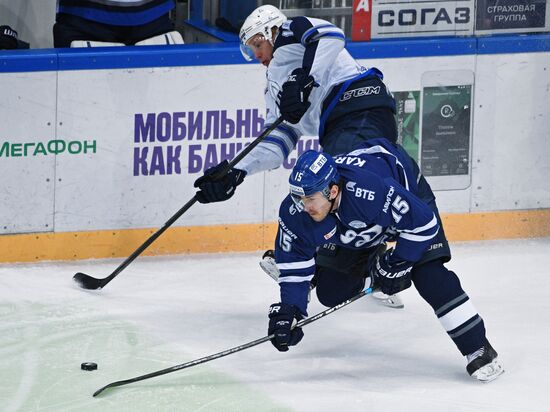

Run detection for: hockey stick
[[73, 117, 284, 290], [93, 286, 373, 397]]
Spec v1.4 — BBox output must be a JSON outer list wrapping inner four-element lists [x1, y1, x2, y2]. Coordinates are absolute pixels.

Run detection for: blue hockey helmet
[[289, 151, 340, 205]]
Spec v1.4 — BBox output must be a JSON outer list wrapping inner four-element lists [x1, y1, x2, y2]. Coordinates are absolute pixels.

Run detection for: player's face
[[301, 192, 333, 222], [246, 34, 274, 67]]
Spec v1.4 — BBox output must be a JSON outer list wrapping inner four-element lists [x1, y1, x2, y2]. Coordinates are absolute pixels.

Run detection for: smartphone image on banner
[[420, 70, 474, 190]]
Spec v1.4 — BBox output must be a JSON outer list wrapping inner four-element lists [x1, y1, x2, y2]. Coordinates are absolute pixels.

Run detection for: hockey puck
[[81, 362, 98, 371]]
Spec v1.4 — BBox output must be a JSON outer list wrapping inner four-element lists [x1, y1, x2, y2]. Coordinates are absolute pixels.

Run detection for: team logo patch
[[289, 184, 305, 196], [349, 220, 367, 229], [289, 204, 298, 215], [428, 242, 444, 251], [340, 86, 381, 102], [324, 226, 337, 240], [309, 154, 327, 174]]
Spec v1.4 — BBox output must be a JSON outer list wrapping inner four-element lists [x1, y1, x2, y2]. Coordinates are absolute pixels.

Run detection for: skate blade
[[471, 359, 505, 383], [259, 257, 279, 282], [372, 291, 404, 309]]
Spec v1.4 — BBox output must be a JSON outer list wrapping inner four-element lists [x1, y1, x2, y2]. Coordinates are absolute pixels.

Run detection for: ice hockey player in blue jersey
[[191, 5, 504, 381], [266, 143, 504, 382], [193, 4, 403, 305]]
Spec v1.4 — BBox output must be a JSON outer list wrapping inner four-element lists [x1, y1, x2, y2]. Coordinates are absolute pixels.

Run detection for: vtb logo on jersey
[[345, 180, 375, 200]]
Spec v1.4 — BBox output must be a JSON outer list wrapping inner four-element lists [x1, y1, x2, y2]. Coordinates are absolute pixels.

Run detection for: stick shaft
[[91, 118, 284, 289], [94, 287, 372, 396]]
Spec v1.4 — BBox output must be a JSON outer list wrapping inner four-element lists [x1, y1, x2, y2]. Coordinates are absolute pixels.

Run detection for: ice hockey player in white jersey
[[266, 143, 504, 382], [194, 4, 398, 199]]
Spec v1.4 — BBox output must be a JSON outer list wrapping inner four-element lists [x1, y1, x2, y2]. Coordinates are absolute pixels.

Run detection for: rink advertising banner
[[132, 109, 264, 176], [475, 0, 548, 33], [420, 84, 472, 178], [394, 90, 421, 163], [352, 0, 373, 41], [0, 139, 97, 158], [370, 0, 474, 38], [132, 109, 319, 176]]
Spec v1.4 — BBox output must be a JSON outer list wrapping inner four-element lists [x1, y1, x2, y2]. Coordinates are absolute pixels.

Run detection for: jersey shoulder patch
[[274, 20, 301, 50]]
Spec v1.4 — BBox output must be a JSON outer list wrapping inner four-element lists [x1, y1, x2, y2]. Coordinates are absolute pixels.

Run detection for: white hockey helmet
[[239, 5, 287, 61]]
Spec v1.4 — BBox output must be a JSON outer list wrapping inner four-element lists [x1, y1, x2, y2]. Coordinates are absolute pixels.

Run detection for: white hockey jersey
[[237, 16, 373, 175]]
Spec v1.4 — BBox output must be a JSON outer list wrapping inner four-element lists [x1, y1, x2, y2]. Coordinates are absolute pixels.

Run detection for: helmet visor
[[239, 42, 255, 62], [290, 193, 305, 212], [289, 182, 306, 211], [240, 34, 270, 63]]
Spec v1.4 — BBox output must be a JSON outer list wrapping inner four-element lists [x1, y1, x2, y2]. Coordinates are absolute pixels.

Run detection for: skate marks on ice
[[0, 298, 287, 411], [1, 238, 550, 411]]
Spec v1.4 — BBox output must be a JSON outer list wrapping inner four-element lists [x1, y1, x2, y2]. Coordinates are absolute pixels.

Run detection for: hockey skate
[[371, 290, 404, 309], [259, 250, 280, 282], [259, 250, 316, 302], [260, 250, 402, 308], [466, 340, 504, 382]]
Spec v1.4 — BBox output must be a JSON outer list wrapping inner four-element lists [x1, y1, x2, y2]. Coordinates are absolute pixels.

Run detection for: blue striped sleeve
[[261, 123, 300, 158], [301, 24, 346, 46]]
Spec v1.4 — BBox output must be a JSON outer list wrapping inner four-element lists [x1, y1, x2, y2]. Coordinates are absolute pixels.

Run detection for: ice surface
[[1, 238, 549, 411]]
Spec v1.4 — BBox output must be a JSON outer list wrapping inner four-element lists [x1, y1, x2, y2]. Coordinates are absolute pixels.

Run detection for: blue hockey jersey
[[275, 139, 439, 315]]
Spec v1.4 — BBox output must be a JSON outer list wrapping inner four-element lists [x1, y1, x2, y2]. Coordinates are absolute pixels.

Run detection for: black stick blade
[[94, 377, 137, 397], [93, 383, 115, 397], [73, 272, 105, 290]]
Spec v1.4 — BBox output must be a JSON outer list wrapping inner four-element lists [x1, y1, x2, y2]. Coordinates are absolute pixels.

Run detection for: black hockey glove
[[268, 303, 304, 352], [370, 251, 414, 296], [193, 160, 246, 204], [277, 68, 317, 124], [0, 26, 18, 50]]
